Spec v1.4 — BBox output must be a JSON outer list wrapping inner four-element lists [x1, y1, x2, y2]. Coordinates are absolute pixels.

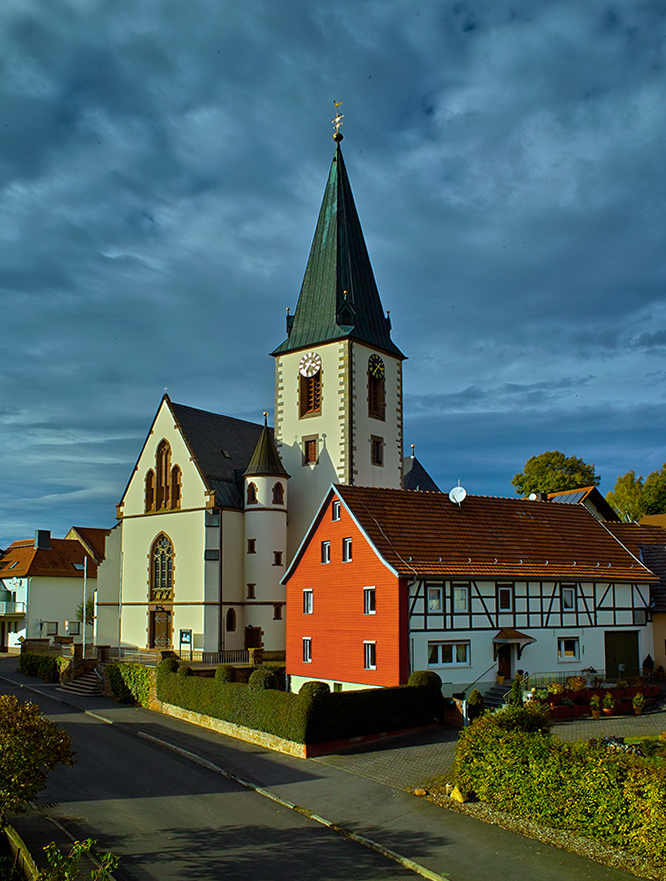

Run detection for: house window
[[151, 534, 174, 600], [333, 682, 343, 692], [371, 436, 384, 466], [68, 621, 80, 636], [303, 637, 312, 663], [635, 609, 648, 626], [342, 537, 352, 562], [364, 587, 376, 615], [226, 608, 236, 632], [273, 551, 283, 567], [497, 584, 513, 612], [364, 641, 377, 670], [272, 482, 284, 505], [144, 470, 155, 512], [155, 440, 171, 510], [368, 356, 386, 420], [561, 585, 575, 610], [332, 500, 341, 521], [300, 370, 321, 416], [303, 589, 313, 614], [303, 436, 318, 465], [273, 605, 282, 620], [247, 539, 256, 554], [45, 621, 58, 637], [557, 637, 580, 661], [321, 541, 331, 564], [428, 587, 442, 611], [453, 584, 469, 612], [247, 483, 258, 505], [428, 641, 470, 666], [247, 584, 256, 599]]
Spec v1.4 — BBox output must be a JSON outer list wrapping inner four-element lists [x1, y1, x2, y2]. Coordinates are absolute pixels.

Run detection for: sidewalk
[[0, 658, 654, 881]]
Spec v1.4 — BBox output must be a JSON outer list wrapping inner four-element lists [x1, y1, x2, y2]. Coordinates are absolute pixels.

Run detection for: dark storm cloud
[[1, 0, 665, 544]]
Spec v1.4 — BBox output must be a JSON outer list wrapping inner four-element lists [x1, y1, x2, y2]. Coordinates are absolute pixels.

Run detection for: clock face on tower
[[298, 352, 322, 377], [368, 354, 385, 379]]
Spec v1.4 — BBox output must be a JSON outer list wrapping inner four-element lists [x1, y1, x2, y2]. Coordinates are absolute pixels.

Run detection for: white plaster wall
[[221, 510, 245, 651], [1, 576, 28, 648], [95, 524, 121, 647], [24, 576, 97, 642], [289, 674, 376, 693]]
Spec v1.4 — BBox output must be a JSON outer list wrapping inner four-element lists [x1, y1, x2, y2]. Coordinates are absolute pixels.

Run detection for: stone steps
[[482, 682, 511, 709], [58, 670, 102, 696]]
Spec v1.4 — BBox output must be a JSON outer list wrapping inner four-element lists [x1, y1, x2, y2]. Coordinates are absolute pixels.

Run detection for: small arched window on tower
[[155, 440, 171, 509], [145, 470, 155, 513], [226, 608, 236, 632], [247, 482, 258, 505], [272, 482, 284, 505], [368, 355, 386, 420], [170, 466, 181, 510], [298, 352, 322, 417]]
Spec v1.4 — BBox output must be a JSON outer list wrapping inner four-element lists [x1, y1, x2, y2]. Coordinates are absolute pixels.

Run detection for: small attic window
[[221, 449, 231, 458], [72, 563, 85, 571], [9, 561, 19, 570]]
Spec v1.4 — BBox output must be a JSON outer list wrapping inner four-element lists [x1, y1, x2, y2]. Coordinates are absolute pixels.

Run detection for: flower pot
[[633, 706, 643, 716], [496, 675, 505, 685], [603, 708, 613, 717], [591, 709, 601, 720]]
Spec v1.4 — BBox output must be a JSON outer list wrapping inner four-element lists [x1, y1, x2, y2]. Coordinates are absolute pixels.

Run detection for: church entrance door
[[149, 609, 172, 649], [244, 626, 263, 649]]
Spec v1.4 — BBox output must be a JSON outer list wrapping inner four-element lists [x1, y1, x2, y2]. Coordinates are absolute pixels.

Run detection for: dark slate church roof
[[244, 422, 289, 478], [170, 401, 266, 509], [272, 143, 404, 360], [402, 456, 441, 493]]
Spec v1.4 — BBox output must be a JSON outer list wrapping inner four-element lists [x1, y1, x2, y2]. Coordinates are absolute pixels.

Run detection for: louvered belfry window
[[300, 371, 321, 415]]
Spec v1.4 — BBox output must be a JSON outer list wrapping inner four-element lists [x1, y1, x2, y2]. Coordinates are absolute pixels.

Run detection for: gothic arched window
[[170, 466, 181, 510], [247, 482, 258, 505], [226, 608, 236, 632], [155, 440, 171, 509], [145, 470, 155, 513], [151, 533, 174, 601], [272, 482, 284, 505]]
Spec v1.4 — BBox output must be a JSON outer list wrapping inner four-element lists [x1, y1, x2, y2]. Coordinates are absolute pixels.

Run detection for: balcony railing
[[0, 601, 26, 615]]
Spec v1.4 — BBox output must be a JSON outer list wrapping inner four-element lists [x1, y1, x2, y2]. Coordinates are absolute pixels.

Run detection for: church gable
[[118, 398, 208, 518]]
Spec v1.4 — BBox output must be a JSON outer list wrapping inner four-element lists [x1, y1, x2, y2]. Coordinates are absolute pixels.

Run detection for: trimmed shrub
[[298, 681, 330, 700], [18, 653, 70, 682], [158, 657, 179, 675], [248, 667, 278, 691], [214, 664, 236, 683], [106, 663, 153, 706], [408, 670, 442, 690], [177, 665, 192, 678], [492, 703, 552, 734], [466, 689, 485, 721]]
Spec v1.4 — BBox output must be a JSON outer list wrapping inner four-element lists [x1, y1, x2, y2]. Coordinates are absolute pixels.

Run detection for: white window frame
[[364, 641, 377, 670], [332, 500, 341, 521], [453, 584, 469, 612], [428, 641, 471, 667], [557, 636, 580, 662], [364, 587, 376, 615], [342, 537, 352, 563], [303, 589, 313, 614], [427, 587, 442, 612], [321, 541, 331, 564], [303, 637, 312, 663]]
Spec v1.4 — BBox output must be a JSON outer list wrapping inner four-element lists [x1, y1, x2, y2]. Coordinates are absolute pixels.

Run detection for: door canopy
[[492, 628, 537, 660]]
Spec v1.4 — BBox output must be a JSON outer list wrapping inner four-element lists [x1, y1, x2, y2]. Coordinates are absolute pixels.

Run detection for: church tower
[[272, 130, 406, 553]]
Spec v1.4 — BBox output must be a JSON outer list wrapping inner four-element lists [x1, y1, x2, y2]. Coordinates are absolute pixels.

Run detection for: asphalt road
[[1, 680, 414, 881]]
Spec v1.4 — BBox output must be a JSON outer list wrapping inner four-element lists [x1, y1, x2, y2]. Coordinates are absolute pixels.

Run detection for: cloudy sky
[[1, 0, 665, 546]]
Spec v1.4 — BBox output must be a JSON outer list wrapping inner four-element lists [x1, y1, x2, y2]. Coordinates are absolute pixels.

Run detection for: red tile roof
[[0, 538, 98, 579], [334, 485, 654, 581], [65, 527, 110, 563]]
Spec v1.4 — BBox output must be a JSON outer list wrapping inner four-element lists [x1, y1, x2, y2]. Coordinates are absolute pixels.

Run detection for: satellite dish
[[529, 492, 538, 501], [449, 485, 467, 506]]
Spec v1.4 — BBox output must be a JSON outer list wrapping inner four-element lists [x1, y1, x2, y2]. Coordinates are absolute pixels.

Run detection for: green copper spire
[[272, 142, 404, 359]]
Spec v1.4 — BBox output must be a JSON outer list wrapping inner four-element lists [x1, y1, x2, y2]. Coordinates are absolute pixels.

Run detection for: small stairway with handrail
[[482, 681, 511, 710], [58, 668, 103, 697]]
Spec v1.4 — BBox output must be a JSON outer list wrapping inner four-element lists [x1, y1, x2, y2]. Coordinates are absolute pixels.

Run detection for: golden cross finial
[[332, 100, 344, 141]]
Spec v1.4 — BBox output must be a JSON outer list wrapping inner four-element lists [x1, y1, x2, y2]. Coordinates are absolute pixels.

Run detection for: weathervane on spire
[[332, 100, 344, 142]]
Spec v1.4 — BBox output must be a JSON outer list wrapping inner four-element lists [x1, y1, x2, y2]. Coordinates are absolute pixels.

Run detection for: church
[[95, 128, 435, 655]]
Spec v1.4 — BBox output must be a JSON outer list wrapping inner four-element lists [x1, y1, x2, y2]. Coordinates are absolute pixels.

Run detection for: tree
[[0, 695, 75, 821], [37, 839, 118, 881], [512, 451, 600, 496], [605, 471, 644, 522], [642, 464, 666, 515], [76, 597, 95, 627]]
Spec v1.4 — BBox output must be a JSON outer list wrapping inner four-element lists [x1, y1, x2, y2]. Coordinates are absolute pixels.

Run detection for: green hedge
[[156, 662, 443, 745], [455, 707, 666, 864], [18, 653, 70, 682], [106, 663, 154, 706]]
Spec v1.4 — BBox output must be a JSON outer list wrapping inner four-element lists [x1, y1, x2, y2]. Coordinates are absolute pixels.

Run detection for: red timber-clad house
[[284, 484, 657, 696]]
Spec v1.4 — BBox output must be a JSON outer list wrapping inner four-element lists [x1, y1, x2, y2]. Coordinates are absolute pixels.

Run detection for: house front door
[[497, 643, 511, 679]]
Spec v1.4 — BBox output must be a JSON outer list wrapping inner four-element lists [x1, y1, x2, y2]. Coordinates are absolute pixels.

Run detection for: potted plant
[[589, 694, 601, 720], [496, 671, 505, 685], [602, 692, 615, 716], [633, 692, 645, 716]]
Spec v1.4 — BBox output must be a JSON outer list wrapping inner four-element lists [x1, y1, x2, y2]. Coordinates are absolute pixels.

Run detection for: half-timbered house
[[284, 485, 656, 695]]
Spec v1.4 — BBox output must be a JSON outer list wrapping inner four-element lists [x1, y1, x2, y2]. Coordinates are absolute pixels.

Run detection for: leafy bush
[[177, 665, 192, 679], [298, 681, 330, 700], [18, 653, 70, 683], [408, 670, 442, 689], [467, 689, 485, 721], [455, 710, 666, 864], [492, 703, 552, 733], [214, 664, 236, 683], [248, 667, 278, 691], [158, 657, 179, 674], [565, 676, 586, 692], [602, 691, 615, 710], [547, 682, 564, 695], [507, 674, 523, 707], [106, 663, 153, 706]]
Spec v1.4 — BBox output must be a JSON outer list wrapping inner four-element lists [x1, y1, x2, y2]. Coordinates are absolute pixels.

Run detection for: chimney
[[34, 530, 51, 549]]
